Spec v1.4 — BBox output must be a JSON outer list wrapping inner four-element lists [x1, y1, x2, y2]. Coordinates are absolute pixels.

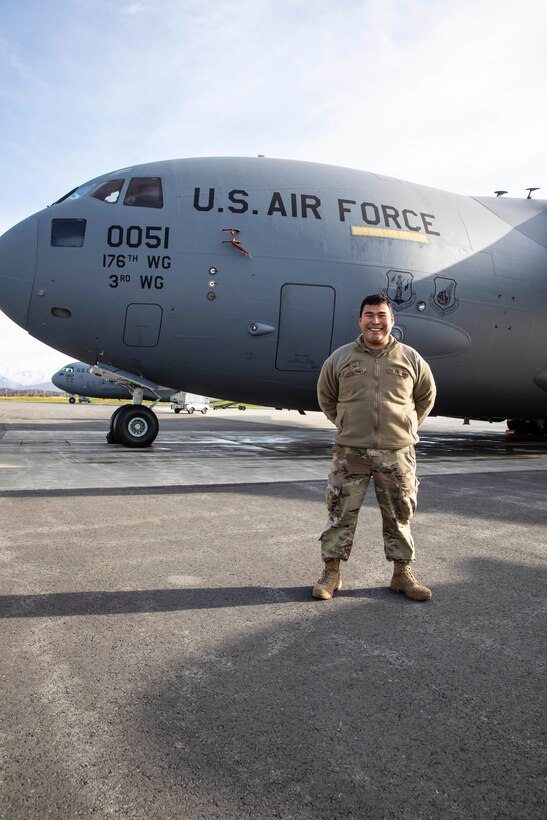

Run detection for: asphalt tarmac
[[0, 402, 546, 819]]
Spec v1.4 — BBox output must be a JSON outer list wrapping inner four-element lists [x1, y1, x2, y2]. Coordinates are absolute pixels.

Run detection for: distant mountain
[[0, 372, 61, 391], [30, 381, 62, 392], [0, 374, 24, 390], [1, 368, 52, 386]]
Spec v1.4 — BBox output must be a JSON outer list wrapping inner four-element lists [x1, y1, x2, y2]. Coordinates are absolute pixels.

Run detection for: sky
[[0, 0, 546, 377]]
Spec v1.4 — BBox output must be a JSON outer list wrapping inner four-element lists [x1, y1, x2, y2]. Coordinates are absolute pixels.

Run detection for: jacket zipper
[[373, 355, 379, 448]]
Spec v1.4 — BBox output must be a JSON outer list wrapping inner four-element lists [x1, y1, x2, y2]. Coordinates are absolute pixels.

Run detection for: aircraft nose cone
[[51, 371, 63, 390], [0, 215, 38, 330]]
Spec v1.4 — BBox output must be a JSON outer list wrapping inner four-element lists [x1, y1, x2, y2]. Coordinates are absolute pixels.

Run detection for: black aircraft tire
[[68, 396, 76, 404], [112, 405, 159, 448], [107, 405, 127, 443]]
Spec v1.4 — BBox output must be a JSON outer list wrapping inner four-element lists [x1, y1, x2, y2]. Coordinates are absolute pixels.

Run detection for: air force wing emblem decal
[[384, 270, 416, 311], [430, 276, 459, 316]]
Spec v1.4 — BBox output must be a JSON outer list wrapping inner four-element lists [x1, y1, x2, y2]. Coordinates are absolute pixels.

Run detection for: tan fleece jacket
[[317, 334, 436, 450]]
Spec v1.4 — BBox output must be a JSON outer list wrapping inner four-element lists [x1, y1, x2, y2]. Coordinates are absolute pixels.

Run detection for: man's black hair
[[359, 293, 393, 316]]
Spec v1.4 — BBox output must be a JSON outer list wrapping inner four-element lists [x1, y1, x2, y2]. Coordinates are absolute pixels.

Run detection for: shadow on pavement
[[0, 584, 398, 618], [129, 555, 545, 819]]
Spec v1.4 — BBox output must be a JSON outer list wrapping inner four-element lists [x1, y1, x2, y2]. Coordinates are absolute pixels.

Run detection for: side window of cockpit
[[51, 219, 87, 247], [90, 179, 125, 204], [123, 177, 163, 208]]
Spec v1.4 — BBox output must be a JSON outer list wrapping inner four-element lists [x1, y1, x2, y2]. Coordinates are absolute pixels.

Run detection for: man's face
[[358, 303, 395, 348]]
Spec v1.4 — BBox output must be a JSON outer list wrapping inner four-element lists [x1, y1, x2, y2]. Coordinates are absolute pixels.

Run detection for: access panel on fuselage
[[275, 284, 335, 371], [123, 303, 163, 347]]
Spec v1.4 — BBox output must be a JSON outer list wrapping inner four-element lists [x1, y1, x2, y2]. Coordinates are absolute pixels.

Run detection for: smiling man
[[314, 293, 437, 601]]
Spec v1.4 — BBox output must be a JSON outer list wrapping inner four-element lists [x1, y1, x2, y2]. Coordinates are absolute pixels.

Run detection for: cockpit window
[[123, 177, 163, 208], [51, 182, 95, 205], [90, 179, 125, 203], [52, 187, 78, 205], [51, 219, 87, 247]]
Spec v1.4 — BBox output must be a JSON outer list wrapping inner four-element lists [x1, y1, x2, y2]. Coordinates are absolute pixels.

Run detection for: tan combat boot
[[390, 560, 432, 601], [312, 559, 342, 600]]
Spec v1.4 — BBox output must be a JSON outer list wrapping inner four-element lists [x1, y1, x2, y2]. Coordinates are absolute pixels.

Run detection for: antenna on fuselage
[[494, 190, 508, 197], [526, 187, 540, 199]]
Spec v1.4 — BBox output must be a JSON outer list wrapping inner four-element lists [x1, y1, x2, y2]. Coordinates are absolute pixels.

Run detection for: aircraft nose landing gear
[[107, 404, 159, 447], [89, 365, 162, 448]]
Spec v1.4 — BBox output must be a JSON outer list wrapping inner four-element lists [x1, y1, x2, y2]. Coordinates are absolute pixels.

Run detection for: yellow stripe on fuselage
[[351, 226, 429, 243]]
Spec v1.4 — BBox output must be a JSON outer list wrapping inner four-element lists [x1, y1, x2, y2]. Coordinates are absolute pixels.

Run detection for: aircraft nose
[[51, 371, 62, 390], [0, 215, 38, 330]]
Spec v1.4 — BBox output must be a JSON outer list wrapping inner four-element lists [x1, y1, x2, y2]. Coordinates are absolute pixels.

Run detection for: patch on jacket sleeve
[[386, 367, 411, 378], [340, 361, 367, 378]]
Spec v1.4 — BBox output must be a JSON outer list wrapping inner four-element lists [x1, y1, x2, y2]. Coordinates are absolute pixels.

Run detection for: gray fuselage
[[0, 157, 546, 419]]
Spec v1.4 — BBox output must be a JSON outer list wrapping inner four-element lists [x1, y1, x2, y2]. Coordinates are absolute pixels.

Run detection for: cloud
[[121, 2, 149, 14], [0, 0, 545, 368], [1, 0, 545, 209]]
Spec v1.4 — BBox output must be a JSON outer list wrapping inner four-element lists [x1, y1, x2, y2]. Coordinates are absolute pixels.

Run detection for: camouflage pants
[[319, 444, 420, 562]]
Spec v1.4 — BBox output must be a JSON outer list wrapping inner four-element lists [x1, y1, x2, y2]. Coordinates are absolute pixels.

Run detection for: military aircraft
[[52, 361, 209, 440], [0, 157, 545, 446], [52, 360, 179, 403]]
